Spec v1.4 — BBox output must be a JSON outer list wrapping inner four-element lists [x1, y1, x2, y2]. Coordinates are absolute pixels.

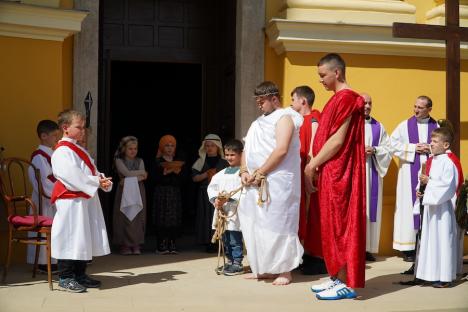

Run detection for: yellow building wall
[[0, 35, 73, 264], [265, 46, 468, 256]]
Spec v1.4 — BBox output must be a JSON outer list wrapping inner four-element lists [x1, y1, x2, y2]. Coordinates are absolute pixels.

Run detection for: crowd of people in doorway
[[24, 53, 466, 299]]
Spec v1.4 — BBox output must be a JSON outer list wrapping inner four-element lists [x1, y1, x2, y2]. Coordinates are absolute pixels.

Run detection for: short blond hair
[[57, 109, 85, 128]]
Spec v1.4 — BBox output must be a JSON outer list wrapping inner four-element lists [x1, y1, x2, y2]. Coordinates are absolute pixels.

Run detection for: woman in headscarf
[[153, 135, 185, 254], [192, 134, 228, 252]]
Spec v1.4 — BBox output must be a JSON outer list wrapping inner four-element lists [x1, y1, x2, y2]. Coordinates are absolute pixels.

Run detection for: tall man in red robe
[[305, 53, 366, 300]]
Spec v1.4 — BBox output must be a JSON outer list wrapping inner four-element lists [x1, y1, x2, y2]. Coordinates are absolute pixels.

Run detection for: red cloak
[[312, 89, 366, 288], [298, 110, 322, 258]]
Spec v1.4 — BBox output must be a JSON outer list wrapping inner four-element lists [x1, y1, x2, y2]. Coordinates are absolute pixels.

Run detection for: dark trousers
[[58, 259, 87, 280]]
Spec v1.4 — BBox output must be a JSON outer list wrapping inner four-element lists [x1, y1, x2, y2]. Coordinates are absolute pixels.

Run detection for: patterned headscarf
[[192, 134, 224, 171], [157, 134, 177, 157]]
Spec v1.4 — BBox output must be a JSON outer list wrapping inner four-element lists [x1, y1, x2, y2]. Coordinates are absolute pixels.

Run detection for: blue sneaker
[[316, 281, 357, 300]]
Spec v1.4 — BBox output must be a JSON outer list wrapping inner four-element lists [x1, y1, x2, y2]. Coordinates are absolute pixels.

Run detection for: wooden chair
[[0, 157, 53, 290]]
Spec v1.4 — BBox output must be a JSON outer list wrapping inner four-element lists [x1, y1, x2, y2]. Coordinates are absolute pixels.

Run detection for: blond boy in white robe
[[51, 110, 112, 293]]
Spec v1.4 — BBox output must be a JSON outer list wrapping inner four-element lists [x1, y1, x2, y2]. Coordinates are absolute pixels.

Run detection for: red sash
[[51, 141, 97, 204], [31, 149, 57, 183], [426, 152, 464, 195]]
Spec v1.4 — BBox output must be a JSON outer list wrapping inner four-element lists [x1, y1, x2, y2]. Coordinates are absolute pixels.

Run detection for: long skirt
[[113, 182, 146, 246], [153, 185, 182, 239]]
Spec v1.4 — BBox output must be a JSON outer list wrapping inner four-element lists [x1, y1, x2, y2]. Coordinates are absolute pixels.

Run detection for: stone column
[[235, 0, 265, 138], [73, 0, 99, 157]]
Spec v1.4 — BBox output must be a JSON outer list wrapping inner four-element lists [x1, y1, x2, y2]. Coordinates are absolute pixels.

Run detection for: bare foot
[[244, 273, 278, 280], [272, 272, 292, 286]]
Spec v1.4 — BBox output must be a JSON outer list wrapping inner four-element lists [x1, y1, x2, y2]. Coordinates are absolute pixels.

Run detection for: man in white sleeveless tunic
[[390, 96, 437, 262], [239, 81, 304, 286]]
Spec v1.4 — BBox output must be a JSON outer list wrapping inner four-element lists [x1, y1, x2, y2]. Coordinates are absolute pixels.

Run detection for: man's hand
[[416, 143, 431, 154], [304, 164, 317, 194], [365, 146, 374, 156], [419, 173, 429, 185], [416, 190, 424, 199], [241, 172, 251, 186]]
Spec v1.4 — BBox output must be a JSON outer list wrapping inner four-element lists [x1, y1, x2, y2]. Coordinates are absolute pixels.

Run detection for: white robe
[[27, 145, 57, 265], [416, 153, 458, 282], [390, 117, 435, 251], [365, 118, 392, 253], [238, 107, 304, 275], [208, 167, 243, 232], [51, 138, 111, 260]]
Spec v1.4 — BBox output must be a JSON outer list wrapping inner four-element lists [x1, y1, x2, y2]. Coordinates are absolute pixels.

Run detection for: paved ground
[[1, 252, 468, 312]]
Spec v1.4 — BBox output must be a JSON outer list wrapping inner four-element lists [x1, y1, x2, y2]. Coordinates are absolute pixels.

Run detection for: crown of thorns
[[253, 92, 280, 98]]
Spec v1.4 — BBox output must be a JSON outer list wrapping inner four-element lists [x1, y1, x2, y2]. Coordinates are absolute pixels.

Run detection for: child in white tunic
[[415, 127, 462, 288], [27, 120, 60, 273], [51, 110, 113, 293], [208, 139, 244, 276]]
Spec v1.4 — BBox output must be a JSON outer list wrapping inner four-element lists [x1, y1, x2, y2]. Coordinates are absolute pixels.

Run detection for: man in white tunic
[[27, 120, 60, 272], [390, 96, 438, 262], [239, 81, 304, 286], [51, 110, 112, 293], [415, 127, 463, 287], [362, 94, 392, 261]]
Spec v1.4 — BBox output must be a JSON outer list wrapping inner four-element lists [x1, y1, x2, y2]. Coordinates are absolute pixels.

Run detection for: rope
[[211, 185, 243, 275]]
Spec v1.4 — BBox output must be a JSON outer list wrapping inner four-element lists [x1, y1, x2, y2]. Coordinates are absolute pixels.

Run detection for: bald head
[[361, 93, 372, 117]]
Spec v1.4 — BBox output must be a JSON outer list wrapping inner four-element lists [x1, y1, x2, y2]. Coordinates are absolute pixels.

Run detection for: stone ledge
[[0, 1, 88, 41], [426, 3, 468, 26], [280, 0, 416, 26], [266, 19, 468, 59]]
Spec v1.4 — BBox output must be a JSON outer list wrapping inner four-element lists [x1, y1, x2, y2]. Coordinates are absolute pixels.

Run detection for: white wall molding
[[0, 1, 87, 41], [266, 19, 468, 59]]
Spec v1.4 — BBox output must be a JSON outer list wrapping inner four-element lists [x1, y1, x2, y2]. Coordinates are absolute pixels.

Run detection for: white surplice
[[365, 118, 392, 253], [208, 167, 243, 232], [416, 153, 458, 282], [238, 107, 304, 275], [390, 117, 435, 251], [27, 145, 57, 265], [51, 138, 111, 260]]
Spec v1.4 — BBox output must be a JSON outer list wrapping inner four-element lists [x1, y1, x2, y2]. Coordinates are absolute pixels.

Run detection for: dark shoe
[[403, 255, 415, 262], [216, 262, 232, 275], [401, 264, 415, 275], [365, 252, 376, 262], [58, 278, 87, 293], [37, 264, 59, 274], [432, 281, 452, 288], [157, 240, 170, 255], [224, 263, 244, 276], [169, 240, 178, 254], [399, 278, 424, 286], [76, 275, 102, 288]]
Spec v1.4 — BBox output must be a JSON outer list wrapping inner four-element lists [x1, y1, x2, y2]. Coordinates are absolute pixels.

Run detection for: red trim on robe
[[51, 141, 97, 204], [426, 152, 464, 195], [312, 89, 366, 288], [31, 149, 57, 182]]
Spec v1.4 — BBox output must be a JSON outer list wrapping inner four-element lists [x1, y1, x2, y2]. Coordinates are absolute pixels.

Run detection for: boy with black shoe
[[208, 140, 244, 276], [51, 110, 112, 292], [27, 120, 60, 274]]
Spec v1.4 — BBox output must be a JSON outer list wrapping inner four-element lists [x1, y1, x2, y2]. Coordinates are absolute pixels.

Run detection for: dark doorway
[[98, 0, 237, 249], [108, 61, 202, 239]]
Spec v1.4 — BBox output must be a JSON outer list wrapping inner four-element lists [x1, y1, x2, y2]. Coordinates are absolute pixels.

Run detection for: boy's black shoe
[[76, 275, 102, 288], [58, 278, 87, 293], [157, 240, 170, 255], [37, 264, 59, 274], [224, 263, 243, 276], [365, 252, 376, 262]]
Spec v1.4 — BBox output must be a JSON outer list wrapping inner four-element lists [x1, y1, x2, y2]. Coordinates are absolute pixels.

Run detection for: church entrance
[[98, 0, 236, 249]]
